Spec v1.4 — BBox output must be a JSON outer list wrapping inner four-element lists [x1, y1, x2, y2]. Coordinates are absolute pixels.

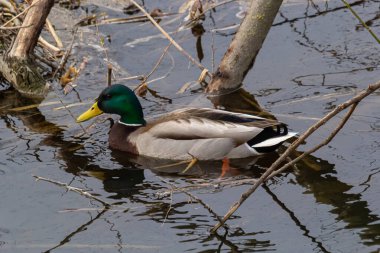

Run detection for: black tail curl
[[247, 123, 289, 153]]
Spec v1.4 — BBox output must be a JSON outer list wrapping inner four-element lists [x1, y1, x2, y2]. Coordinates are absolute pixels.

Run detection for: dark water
[[1, 0, 380, 252]]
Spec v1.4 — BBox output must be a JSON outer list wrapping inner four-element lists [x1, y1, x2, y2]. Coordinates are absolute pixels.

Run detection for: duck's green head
[[77, 84, 146, 125]]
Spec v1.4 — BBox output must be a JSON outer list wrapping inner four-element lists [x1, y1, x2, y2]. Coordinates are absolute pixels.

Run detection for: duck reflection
[[1, 86, 379, 249], [83, 165, 145, 200]]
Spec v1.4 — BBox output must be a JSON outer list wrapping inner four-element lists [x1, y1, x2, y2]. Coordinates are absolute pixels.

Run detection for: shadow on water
[[1, 86, 379, 251], [293, 158, 380, 247]]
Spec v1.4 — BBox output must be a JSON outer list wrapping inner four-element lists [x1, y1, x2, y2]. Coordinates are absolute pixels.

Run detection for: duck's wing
[[166, 107, 282, 128], [145, 108, 274, 144]]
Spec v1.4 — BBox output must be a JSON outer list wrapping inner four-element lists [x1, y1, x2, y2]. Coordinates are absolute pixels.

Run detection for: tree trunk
[[1, 0, 54, 97], [9, 0, 55, 59], [206, 0, 283, 93]]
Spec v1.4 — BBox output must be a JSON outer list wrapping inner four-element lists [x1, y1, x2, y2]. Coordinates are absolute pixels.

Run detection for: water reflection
[[0, 87, 61, 135], [191, 24, 205, 62], [43, 208, 108, 253], [207, 88, 276, 120], [293, 156, 380, 246], [1, 87, 379, 251]]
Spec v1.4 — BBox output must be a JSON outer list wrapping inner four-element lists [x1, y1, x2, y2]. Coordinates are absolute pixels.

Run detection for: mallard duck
[[77, 84, 296, 160]]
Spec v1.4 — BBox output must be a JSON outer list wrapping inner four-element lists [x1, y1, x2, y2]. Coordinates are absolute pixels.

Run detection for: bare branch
[[0, 24, 33, 30], [211, 81, 380, 233]]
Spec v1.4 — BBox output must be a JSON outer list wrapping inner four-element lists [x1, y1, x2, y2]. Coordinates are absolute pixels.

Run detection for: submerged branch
[[33, 175, 111, 207], [156, 177, 258, 197]]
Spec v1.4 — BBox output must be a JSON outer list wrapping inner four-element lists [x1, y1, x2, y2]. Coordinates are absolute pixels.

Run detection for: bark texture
[[9, 0, 55, 59], [206, 0, 283, 93]]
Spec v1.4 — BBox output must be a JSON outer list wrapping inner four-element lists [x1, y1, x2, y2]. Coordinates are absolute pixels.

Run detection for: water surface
[[1, 0, 379, 252]]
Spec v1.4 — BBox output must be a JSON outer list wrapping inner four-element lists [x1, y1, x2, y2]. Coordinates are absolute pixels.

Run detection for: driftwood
[[0, 0, 54, 97], [206, 0, 283, 93]]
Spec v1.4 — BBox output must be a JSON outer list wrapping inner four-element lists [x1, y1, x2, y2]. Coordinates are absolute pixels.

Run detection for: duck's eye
[[104, 94, 112, 100]]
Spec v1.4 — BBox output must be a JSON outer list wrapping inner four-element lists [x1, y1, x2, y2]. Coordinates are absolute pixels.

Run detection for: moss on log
[[0, 57, 50, 97]]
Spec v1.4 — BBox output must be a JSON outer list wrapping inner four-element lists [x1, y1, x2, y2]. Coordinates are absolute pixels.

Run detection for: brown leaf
[[135, 83, 148, 97], [60, 66, 78, 87]]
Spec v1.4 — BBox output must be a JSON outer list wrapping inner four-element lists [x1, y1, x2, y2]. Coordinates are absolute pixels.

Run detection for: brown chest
[[108, 122, 140, 154]]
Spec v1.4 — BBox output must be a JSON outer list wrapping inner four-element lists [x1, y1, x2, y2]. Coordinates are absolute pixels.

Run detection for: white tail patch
[[252, 132, 297, 148]]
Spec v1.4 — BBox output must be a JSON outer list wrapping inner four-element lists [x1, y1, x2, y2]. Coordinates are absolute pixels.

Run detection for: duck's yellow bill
[[76, 102, 104, 123]]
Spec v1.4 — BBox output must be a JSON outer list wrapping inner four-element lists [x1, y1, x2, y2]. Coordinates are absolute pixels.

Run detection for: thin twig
[[94, 23, 116, 82], [183, 190, 228, 229], [135, 40, 174, 92], [45, 18, 63, 48], [92, 13, 177, 27], [162, 190, 173, 225], [145, 41, 173, 80], [33, 175, 111, 207], [38, 36, 62, 54], [210, 81, 380, 233], [0, 24, 32, 30], [115, 75, 145, 82], [52, 28, 77, 78], [146, 48, 176, 86]]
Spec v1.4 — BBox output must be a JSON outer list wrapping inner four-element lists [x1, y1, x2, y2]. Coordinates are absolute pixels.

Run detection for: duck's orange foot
[[220, 157, 230, 178]]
